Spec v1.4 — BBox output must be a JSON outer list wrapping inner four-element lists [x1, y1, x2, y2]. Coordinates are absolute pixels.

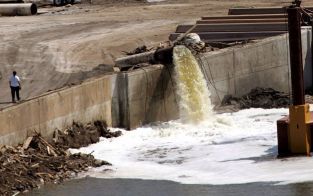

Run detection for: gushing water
[[72, 45, 302, 186], [173, 45, 213, 123]]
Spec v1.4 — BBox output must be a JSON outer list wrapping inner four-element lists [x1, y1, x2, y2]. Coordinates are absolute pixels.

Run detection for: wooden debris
[[123, 45, 153, 55], [54, 120, 122, 148], [0, 120, 119, 196], [22, 137, 33, 150]]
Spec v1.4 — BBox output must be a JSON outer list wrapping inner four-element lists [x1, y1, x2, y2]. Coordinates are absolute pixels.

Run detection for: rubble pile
[[123, 45, 152, 55], [54, 120, 122, 148], [222, 87, 290, 109], [0, 120, 121, 196]]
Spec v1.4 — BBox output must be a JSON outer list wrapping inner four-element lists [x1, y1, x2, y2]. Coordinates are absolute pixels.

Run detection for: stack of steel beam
[[228, 7, 313, 15], [169, 7, 308, 43]]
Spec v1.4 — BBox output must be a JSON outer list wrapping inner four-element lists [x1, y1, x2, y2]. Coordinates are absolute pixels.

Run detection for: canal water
[[25, 178, 313, 196]]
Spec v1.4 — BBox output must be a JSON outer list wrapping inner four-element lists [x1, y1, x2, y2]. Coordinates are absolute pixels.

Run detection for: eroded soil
[[0, 0, 312, 107]]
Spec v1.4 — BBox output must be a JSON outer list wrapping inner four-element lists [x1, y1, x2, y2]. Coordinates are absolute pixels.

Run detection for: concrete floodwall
[[0, 27, 312, 146], [0, 75, 113, 146], [199, 27, 312, 104], [0, 65, 179, 145], [119, 65, 179, 130]]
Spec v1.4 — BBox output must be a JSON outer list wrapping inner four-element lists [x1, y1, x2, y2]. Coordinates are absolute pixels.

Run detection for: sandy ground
[[0, 0, 313, 106]]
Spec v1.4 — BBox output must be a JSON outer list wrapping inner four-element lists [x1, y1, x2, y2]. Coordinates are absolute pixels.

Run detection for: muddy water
[[173, 45, 213, 123], [24, 178, 313, 196]]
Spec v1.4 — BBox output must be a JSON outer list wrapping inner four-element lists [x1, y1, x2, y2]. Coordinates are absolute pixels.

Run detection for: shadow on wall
[[303, 28, 313, 91], [145, 64, 178, 125]]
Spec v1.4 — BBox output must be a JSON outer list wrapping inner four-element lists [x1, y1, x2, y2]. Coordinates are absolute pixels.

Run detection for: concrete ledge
[[0, 74, 113, 146]]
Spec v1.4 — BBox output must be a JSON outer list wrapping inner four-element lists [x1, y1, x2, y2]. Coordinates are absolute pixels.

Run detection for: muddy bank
[[221, 87, 290, 109], [0, 120, 121, 196]]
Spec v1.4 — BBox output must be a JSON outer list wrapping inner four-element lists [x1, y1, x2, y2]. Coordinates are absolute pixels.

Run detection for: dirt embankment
[[221, 88, 290, 109], [2, 0, 310, 109], [0, 120, 121, 196]]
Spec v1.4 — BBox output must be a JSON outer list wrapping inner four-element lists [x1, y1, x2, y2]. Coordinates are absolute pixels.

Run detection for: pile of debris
[[54, 120, 122, 148], [123, 45, 153, 55], [0, 120, 121, 196], [222, 87, 290, 109]]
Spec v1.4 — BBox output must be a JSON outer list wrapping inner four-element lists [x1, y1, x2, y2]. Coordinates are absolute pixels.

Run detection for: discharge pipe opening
[[30, 3, 37, 15]]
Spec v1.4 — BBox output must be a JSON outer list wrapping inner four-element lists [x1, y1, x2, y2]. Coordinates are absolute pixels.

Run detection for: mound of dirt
[[221, 87, 290, 109], [0, 120, 121, 196]]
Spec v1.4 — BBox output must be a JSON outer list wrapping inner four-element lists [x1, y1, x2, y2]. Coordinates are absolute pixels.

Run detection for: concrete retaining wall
[[199, 27, 312, 104], [0, 64, 179, 145], [121, 65, 179, 130], [0, 27, 312, 146], [0, 75, 113, 146]]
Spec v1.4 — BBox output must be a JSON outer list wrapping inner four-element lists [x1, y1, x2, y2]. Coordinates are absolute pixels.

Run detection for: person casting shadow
[[9, 71, 21, 103]]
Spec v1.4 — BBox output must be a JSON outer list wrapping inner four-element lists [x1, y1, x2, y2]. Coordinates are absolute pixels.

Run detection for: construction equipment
[[53, 0, 74, 6]]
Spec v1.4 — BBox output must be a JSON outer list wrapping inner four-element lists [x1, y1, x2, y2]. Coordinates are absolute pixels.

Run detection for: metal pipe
[[0, 0, 23, 2], [115, 51, 155, 69], [115, 47, 173, 69], [0, 3, 37, 16], [287, 7, 305, 105]]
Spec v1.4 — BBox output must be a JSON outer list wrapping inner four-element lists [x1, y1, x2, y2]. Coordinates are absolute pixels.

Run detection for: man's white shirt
[[9, 75, 20, 87]]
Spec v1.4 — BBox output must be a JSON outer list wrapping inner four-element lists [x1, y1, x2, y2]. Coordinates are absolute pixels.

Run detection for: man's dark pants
[[10, 86, 20, 102]]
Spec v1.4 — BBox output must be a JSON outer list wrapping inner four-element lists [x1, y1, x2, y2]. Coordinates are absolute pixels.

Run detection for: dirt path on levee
[[0, 0, 311, 108]]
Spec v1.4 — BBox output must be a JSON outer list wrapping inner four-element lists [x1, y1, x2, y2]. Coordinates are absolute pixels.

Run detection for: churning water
[[173, 45, 213, 123], [72, 47, 313, 185]]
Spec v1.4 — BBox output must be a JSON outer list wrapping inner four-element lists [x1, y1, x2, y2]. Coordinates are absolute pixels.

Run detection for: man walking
[[9, 71, 21, 103]]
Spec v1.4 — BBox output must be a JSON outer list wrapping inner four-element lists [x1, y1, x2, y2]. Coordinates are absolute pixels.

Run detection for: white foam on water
[[72, 45, 313, 185], [71, 107, 313, 185]]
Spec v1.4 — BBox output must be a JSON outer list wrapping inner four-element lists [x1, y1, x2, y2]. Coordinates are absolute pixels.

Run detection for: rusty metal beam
[[228, 7, 313, 15], [201, 14, 286, 20], [197, 18, 286, 24], [175, 23, 288, 33], [288, 7, 305, 105], [169, 31, 286, 42]]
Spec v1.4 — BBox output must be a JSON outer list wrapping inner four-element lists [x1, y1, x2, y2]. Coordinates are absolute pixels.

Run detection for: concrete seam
[[125, 73, 130, 129], [233, 48, 236, 95]]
